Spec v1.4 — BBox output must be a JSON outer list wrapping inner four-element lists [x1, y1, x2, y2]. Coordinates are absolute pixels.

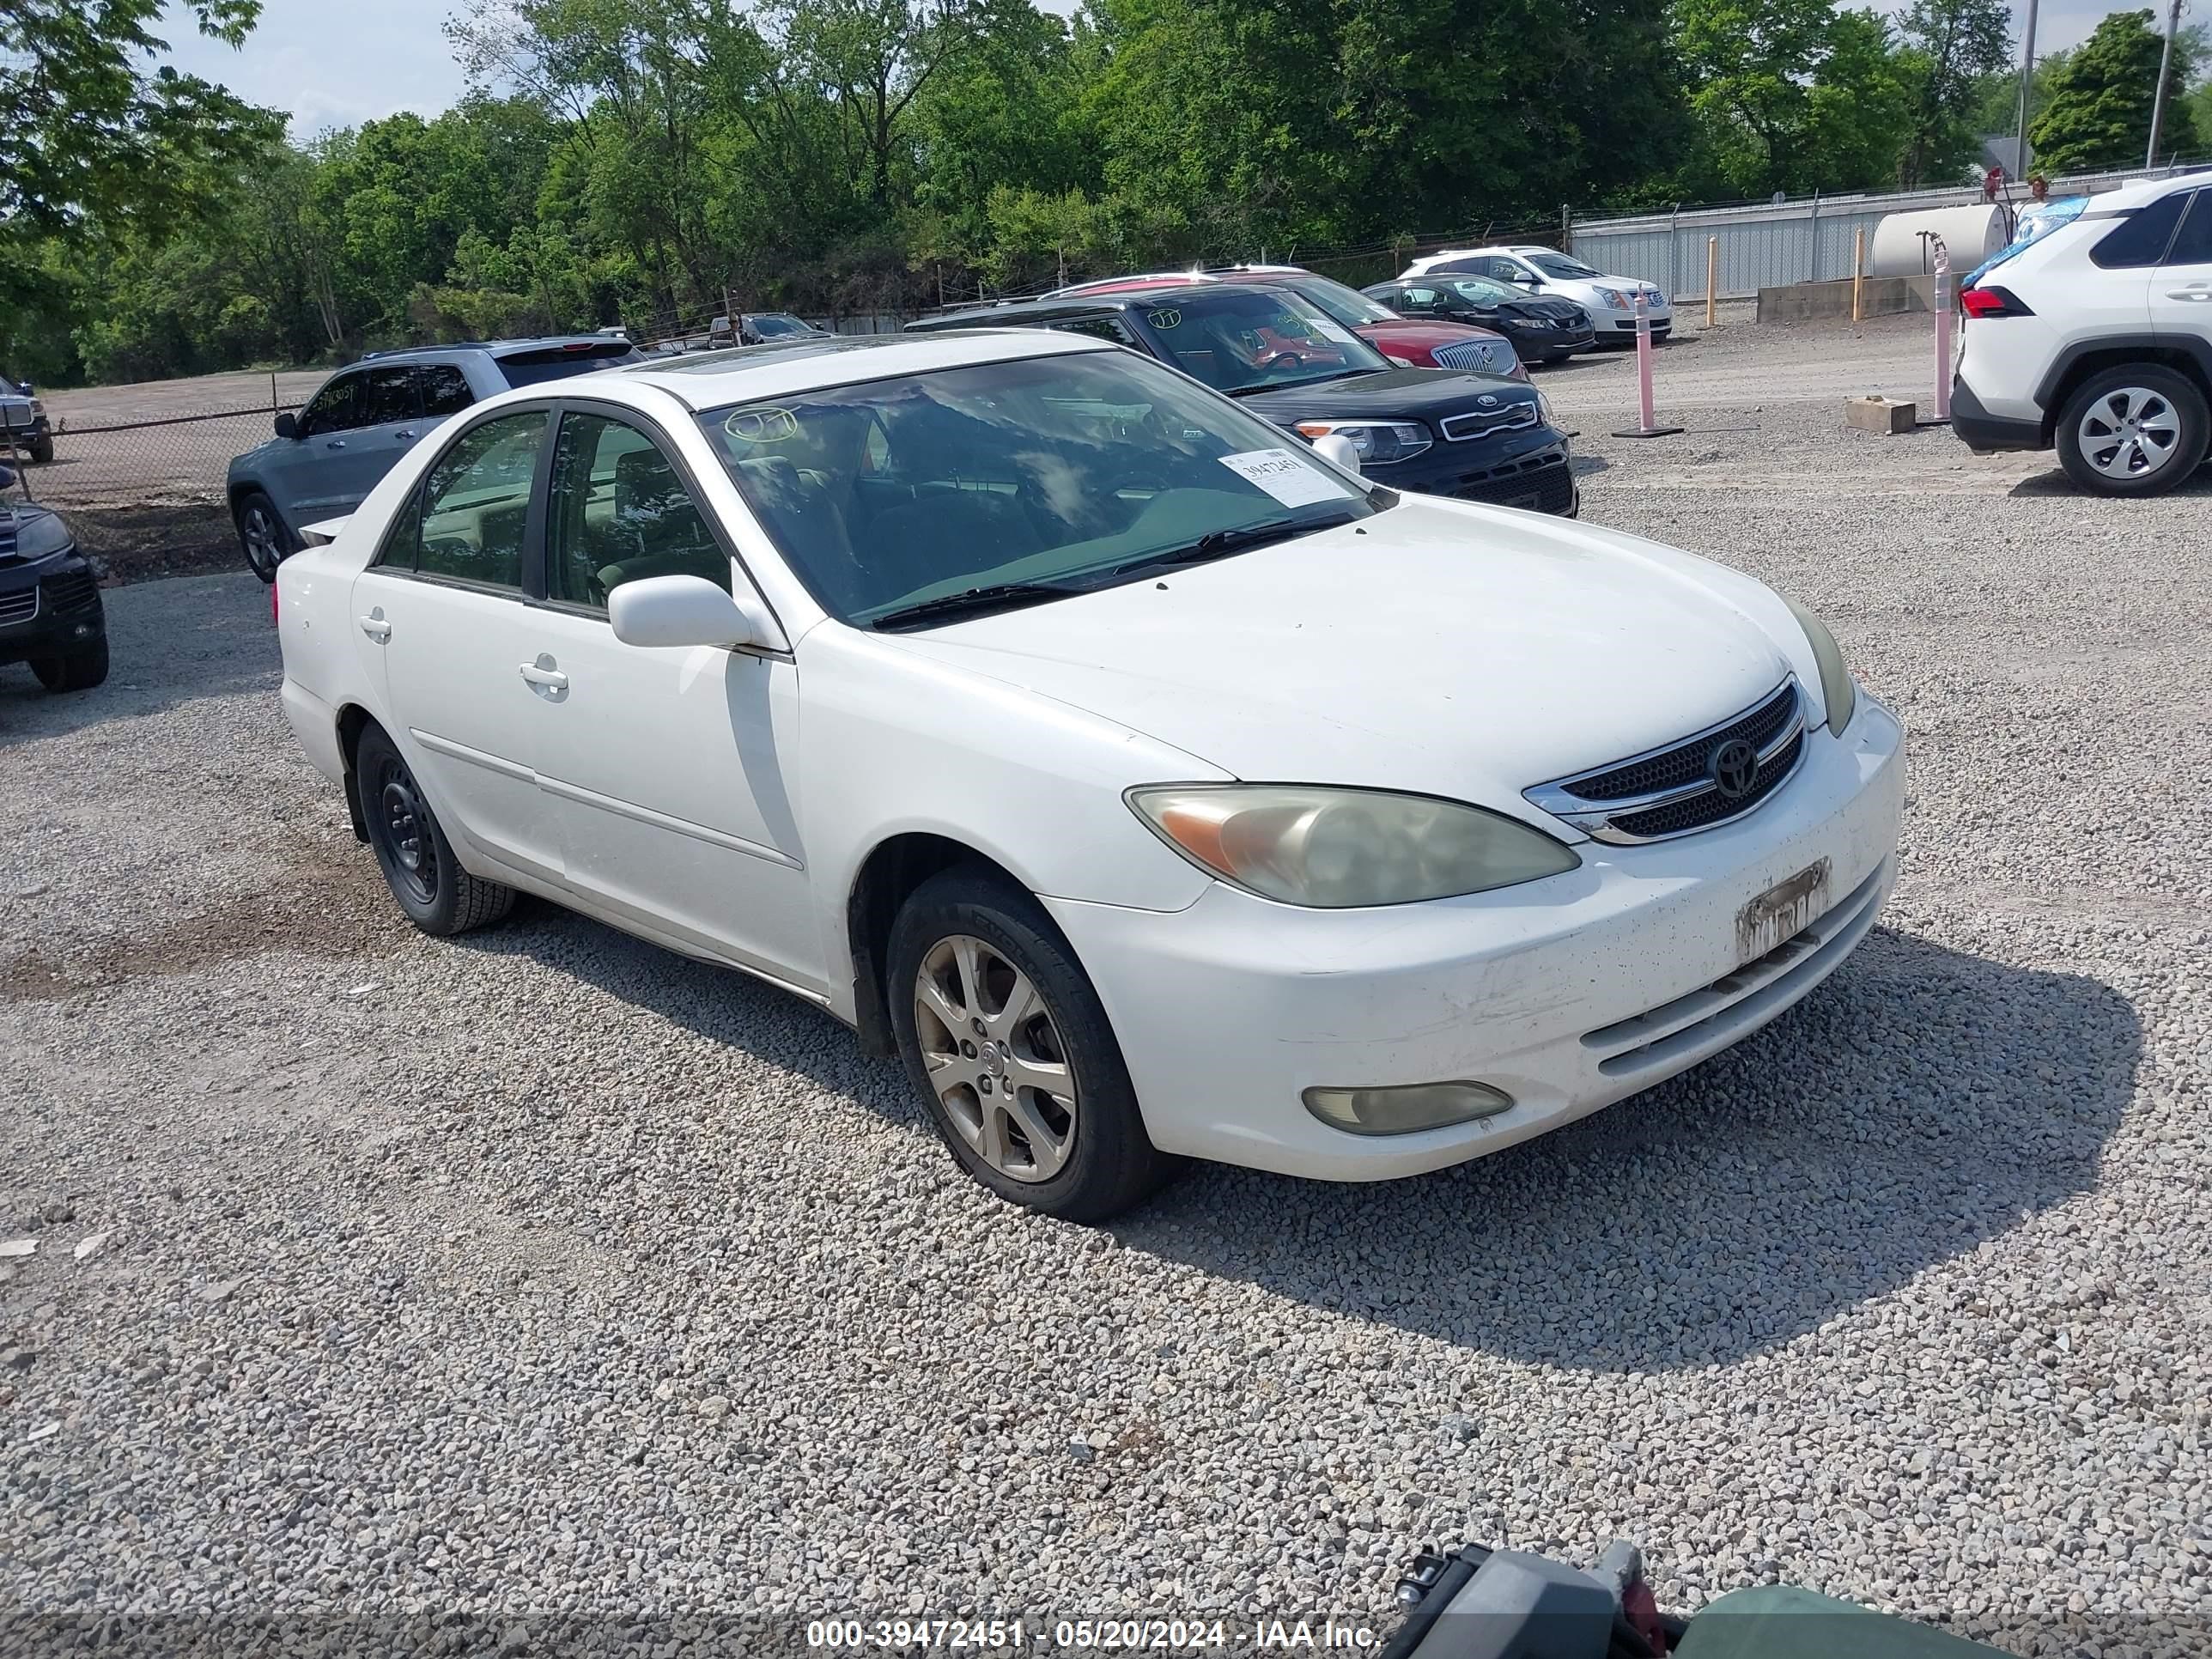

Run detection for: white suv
[[1954, 169, 2212, 495], [1401, 246, 1673, 343]]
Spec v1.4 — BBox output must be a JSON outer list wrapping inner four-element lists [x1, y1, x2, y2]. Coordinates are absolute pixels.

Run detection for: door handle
[[359, 610, 390, 642], [2166, 287, 2212, 301], [393, 429, 416, 441], [325, 439, 346, 450], [519, 660, 569, 690]]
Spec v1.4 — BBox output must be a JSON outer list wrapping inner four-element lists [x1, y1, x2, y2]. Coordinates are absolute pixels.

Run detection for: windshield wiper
[[1111, 511, 1358, 577], [871, 580, 1091, 630]]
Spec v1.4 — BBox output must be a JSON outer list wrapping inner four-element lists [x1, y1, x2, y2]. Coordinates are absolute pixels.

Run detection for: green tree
[[1894, 0, 2014, 186], [2030, 9, 2197, 173]]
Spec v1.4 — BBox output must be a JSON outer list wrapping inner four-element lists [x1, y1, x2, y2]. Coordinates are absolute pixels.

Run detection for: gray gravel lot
[[3, 314, 2208, 1657]]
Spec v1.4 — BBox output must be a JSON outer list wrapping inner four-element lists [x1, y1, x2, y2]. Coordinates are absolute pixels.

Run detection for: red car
[[1045, 265, 1528, 380]]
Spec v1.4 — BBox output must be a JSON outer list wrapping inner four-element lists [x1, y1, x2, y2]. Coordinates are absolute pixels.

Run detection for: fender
[[2033, 331, 2212, 421]]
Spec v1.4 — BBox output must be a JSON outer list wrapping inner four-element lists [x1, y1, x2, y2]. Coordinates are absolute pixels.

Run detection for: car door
[[325, 364, 429, 513], [516, 404, 820, 989], [350, 407, 565, 884], [268, 371, 369, 519]]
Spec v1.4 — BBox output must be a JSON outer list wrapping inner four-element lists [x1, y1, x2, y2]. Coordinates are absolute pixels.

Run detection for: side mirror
[[274, 412, 299, 440], [1311, 433, 1363, 477], [610, 574, 784, 652], [15, 381, 31, 395]]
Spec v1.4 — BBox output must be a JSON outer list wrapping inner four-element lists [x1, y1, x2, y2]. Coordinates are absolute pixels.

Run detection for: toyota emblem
[[1709, 738, 1759, 799], [1476, 393, 1498, 408]]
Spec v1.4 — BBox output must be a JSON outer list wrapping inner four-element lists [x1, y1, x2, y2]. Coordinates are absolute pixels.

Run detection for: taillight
[[270, 581, 280, 627], [1960, 284, 2033, 319]]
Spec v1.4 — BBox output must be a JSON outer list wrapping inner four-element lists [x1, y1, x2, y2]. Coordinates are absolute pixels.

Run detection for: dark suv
[[226, 336, 643, 580], [907, 283, 1577, 516], [0, 464, 106, 692]]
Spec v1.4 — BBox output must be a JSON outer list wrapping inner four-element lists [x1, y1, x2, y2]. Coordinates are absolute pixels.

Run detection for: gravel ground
[[3, 316, 2209, 1657]]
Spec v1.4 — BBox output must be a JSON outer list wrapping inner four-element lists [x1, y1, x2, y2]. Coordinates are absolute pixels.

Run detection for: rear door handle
[[325, 439, 346, 450], [392, 429, 416, 441], [359, 610, 391, 642], [2166, 286, 2212, 301], [519, 661, 569, 690]]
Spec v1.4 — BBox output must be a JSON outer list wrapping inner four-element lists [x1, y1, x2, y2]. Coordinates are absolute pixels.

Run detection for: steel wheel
[[2076, 386, 2182, 482], [912, 933, 1078, 1183], [240, 501, 285, 580], [370, 755, 439, 908]]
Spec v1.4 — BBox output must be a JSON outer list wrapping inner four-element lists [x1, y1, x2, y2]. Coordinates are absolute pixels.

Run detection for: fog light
[[1302, 1081, 1515, 1136]]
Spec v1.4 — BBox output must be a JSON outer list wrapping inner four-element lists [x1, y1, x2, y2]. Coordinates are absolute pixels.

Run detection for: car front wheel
[[32, 639, 107, 693], [887, 864, 1170, 1222], [2055, 366, 2209, 496], [354, 722, 516, 936], [234, 489, 294, 583]]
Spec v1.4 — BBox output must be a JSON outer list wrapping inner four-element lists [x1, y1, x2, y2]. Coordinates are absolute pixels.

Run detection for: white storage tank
[[1869, 205, 2010, 276]]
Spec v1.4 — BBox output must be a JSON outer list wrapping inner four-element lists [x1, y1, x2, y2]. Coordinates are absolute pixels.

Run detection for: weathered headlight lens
[[1127, 785, 1579, 908], [1782, 595, 1857, 735]]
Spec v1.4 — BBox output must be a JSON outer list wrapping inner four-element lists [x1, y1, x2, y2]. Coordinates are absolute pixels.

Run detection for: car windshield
[[750, 315, 811, 338], [1133, 288, 1390, 394], [1445, 276, 1522, 305], [696, 349, 1379, 628], [1526, 252, 1603, 280], [1284, 276, 1398, 327]]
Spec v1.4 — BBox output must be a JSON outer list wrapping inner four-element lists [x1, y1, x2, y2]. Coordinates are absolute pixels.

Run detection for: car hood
[[1356, 319, 1507, 349], [1243, 363, 1530, 422], [879, 498, 1799, 826]]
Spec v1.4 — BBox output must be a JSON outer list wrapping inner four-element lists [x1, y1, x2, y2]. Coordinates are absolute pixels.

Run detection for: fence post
[[1669, 204, 1681, 302], [1852, 228, 1866, 322], [1808, 190, 1821, 282], [1560, 203, 1572, 254], [1706, 237, 1718, 328]]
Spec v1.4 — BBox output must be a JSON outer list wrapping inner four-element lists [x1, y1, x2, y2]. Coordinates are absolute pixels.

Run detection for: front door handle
[[2165, 286, 2212, 301], [519, 658, 569, 691], [358, 608, 390, 642], [325, 439, 346, 450], [392, 429, 416, 441]]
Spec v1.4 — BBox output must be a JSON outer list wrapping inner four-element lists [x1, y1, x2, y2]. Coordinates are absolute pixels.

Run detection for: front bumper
[[1388, 430, 1578, 517], [1597, 309, 1673, 341], [1502, 319, 1599, 357], [0, 555, 105, 667], [1047, 696, 1904, 1181]]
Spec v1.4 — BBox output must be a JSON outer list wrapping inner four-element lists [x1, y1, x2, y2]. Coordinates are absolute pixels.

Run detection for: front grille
[[40, 569, 99, 613], [1441, 402, 1540, 441], [1524, 679, 1807, 844], [1447, 455, 1575, 515], [1608, 730, 1802, 838], [1431, 338, 1510, 374], [1565, 681, 1799, 801], [0, 587, 37, 627]]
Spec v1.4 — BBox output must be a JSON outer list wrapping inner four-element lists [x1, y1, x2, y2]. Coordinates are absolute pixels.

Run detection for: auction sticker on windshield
[[1218, 448, 1355, 507]]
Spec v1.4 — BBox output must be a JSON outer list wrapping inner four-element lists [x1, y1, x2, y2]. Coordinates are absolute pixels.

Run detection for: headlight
[[1782, 595, 1856, 735], [1293, 420, 1431, 465], [28, 398, 44, 416], [1594, 287, 1630, 309], [1127, 784, 1579, 908], [1535, 390, 1557, 426], [12, 508, 75, 561]]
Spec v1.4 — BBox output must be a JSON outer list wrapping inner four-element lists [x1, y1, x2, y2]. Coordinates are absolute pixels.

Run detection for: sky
[[152, 0, 2148, 140]]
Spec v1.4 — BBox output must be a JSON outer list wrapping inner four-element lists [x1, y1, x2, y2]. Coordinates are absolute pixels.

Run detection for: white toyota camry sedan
[[275, 330, 1905, 1220]]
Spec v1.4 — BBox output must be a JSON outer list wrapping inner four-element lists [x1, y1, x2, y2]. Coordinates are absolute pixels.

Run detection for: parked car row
[[270, 320, 1899, 1221]]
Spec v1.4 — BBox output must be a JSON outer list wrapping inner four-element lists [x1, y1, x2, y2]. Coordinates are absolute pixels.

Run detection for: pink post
[[1932, 241, 1954, 423], [1610, 288, 1684, 438]]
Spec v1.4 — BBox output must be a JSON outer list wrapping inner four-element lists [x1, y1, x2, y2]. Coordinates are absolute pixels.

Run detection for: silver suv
[[227, 337, 641, 580]]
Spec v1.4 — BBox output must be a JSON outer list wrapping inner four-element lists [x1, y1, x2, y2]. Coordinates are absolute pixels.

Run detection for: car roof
[[612, 329, 1110, 410], [2094, 167, 2212, 209], [915, 280, 1305, 330], [353, 334, 627, 364]]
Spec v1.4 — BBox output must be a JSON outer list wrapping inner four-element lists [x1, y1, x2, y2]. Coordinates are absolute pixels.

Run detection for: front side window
[[1399, 286, 1443, 311], [1127, 288, 1388, 394], [1048, 315, 1140, 347], [2090, 191, 2189, 269], [299, 374, 365, 437], [1446, 276, 1520, 307], [545, 412, 730, 608], [407, 410, 547, 589], [749, 315, 812, 339], [696, 349, 1380, 629]]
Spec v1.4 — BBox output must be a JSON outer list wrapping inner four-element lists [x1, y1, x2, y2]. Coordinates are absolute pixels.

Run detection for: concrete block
[[1844, 395, 1917, 434], [1757, 275, 1942, 323]]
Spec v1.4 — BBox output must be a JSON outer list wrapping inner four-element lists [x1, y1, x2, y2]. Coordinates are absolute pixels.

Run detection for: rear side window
[[417, 365, 474, 416], [1048, 315, 1139, 346], [400, 410, 548, 589], [2091, 191, 2189, 268], [2162, 191, 2212, 265], [495, 342, 646, 388], [361, 367, 420, 426]]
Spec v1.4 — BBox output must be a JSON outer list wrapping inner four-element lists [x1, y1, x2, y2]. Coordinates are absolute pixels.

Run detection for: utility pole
[[2013, 0, 2040, 177], [2148, 0, 2185, 167]]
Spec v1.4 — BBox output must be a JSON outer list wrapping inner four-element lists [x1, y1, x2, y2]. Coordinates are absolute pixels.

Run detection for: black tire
[[354, 721, 516, 936], [234, 489, 294, 583], [28, 436, 53, 465], [2055, 364, 2209, 497], [31, 639, 107, 693], [887, 863, 1172, 1222]]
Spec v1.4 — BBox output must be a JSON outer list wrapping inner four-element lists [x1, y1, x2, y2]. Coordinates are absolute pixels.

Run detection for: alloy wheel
[[241, 504, 283, 580], [2077, 387, 2181, 481], [913, 934, 1079, 1182]]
